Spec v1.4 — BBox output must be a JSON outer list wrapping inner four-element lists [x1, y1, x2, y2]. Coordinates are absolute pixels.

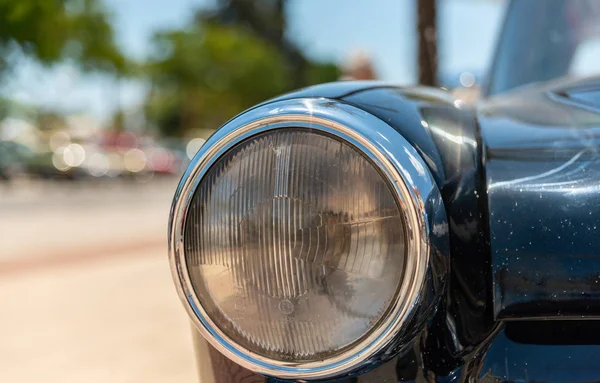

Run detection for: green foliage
[[306, 62, 341, 86], [0, 97, 37, 121], [146, 22, 340, 137], [0, 0, 126, 74], [0, 97, 7, 120], [147, 24, 287, 136], [0, 0, 340, 138], [37, 111, 67, 131]]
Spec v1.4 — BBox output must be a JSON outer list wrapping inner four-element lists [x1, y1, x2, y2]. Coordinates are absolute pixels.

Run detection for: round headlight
[[186, 128, 405, 362], [170, 98, 444, 380]]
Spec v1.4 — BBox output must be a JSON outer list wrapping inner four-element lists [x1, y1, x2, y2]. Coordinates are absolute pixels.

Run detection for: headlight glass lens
[[184, 129, 406, 362]]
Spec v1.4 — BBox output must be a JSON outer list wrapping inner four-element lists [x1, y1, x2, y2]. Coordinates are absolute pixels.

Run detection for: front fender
[[184, 81, 494, 382]]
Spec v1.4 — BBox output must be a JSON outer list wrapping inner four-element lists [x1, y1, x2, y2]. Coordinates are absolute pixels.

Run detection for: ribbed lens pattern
[[185, 129, 405, 362]]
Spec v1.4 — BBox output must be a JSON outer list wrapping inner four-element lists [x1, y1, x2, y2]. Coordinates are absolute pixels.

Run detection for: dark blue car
[[168, 1, 600, 381]]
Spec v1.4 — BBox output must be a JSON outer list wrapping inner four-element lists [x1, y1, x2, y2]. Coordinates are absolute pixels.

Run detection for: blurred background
[[0, 0, 505, 382]]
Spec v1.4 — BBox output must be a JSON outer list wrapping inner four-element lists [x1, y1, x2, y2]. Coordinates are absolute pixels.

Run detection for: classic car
[[168, 0, 600, 381]]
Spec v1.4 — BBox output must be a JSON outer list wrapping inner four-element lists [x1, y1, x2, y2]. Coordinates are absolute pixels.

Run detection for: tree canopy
[[0, 0, 127, 75], [145, 0, 339, 137], [0, 0, 340, 138]]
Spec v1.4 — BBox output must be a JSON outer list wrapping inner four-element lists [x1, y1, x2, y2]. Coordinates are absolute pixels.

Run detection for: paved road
[[0, 179, 199, 383], [0, 178, 173, 265]]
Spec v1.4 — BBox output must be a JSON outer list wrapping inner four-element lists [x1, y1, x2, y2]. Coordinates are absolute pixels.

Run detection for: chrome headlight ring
[[169, 98, 445, 380]]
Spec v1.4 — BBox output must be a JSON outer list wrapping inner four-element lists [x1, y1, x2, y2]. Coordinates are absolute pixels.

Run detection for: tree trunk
[[417, 0, 438, 86]]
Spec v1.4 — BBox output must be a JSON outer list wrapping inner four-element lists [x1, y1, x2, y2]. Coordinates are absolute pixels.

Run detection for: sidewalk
[[0, 247, 198, 383]]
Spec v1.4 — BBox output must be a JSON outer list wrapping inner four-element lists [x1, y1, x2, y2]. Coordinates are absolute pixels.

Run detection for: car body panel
[[480, 77, 600, 319], [186, 82, 497, 382], [189, 77, 600, 382]]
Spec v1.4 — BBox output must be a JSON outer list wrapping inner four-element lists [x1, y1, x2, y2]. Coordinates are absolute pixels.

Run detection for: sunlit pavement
[[0, 178, 174, 265], [0, 179, 199, 383]]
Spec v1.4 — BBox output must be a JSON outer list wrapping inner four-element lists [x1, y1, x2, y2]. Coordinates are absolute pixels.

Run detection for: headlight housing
[[169, 98, 446, 380]]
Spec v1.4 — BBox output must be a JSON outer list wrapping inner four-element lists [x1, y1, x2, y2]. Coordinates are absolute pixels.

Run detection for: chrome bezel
[[168, 98, 437, 380]]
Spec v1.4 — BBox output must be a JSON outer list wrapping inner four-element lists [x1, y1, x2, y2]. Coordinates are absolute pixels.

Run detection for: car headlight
[[169, 98, 447, 380]]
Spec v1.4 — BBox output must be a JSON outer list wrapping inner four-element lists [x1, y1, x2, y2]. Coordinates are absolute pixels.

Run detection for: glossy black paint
[[341, 87, 496, 360], [480, 77, 600, 319], [192, 77, 600, 382], [198, 318, 600, 382], [193, 82, 498, 382], [472, 322, 600, 382], [271, 83, 495, 380]]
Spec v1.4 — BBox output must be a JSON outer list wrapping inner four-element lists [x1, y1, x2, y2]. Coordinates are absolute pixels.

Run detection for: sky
[[1, 0, 506, 123]]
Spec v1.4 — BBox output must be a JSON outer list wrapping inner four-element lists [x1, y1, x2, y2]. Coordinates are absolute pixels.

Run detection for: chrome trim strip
[[168, 98, 441, 380]]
